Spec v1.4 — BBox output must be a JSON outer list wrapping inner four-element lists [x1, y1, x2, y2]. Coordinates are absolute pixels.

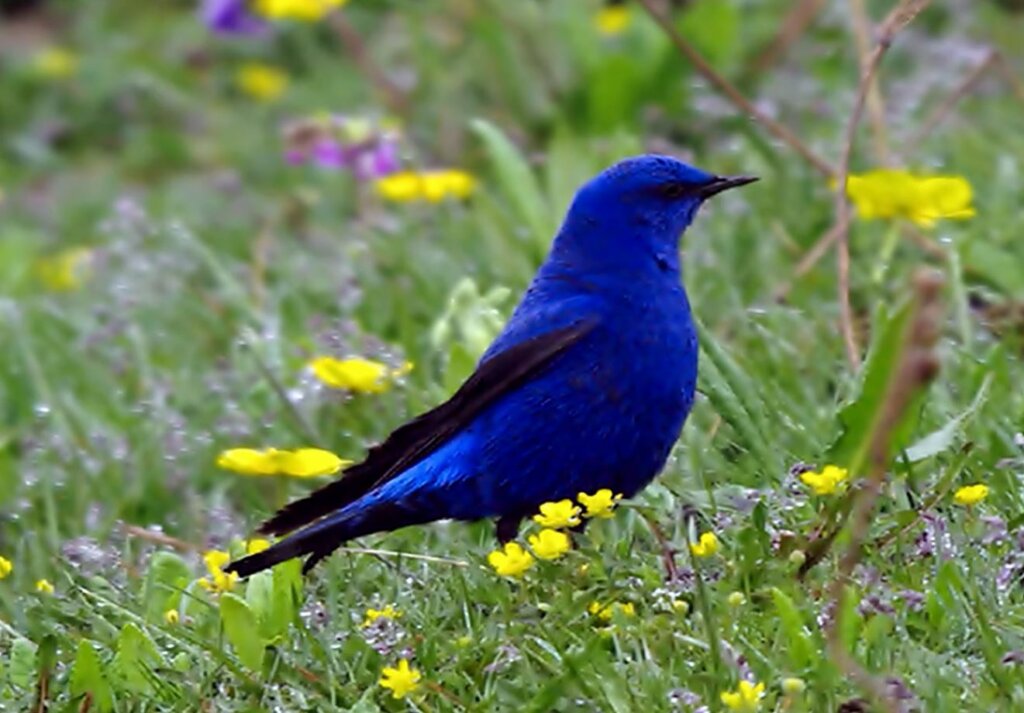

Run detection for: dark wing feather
[[258, 318, 598, 536]]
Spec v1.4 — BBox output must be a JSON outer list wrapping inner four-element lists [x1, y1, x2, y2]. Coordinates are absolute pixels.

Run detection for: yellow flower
[[954, 483, 989, 506], [33, 48, 78, 79], [35, 248, 93, 292], [374, 170, 477, 203], [689, 532, 719, 558], [246, 538, 271, 555], [363, 604, 402, 627], [577, 489, 623, 519], [216, 447, 348, 477], [727, 591, 746, 607], [309, 356, 412, 394], [672, 599, 689, 615], [198, 550, 239, 594], [255, 0, 347, 21], [164, 609, 180, 625], [800, 465, 849, 496], [720, 680, 766, 713], [35, 579, 55, 595], [487, 542, 535, 578], [594, 5, 631, 36], [0, 556, 12, 579], [845, 169, 975, 227], [528, 529, 572, 560], [588, 601, 636, 622], [781, 677, 806, 695], [236, 63, 289, 102], [532, 500, 582, 529], [378, 658, 421, 700]]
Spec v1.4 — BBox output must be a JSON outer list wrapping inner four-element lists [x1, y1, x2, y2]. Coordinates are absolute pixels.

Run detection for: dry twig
[[832, 0, 933, 369], [328, 13, 408, 115], [823, 270, 944, 713], [638, 0, 835, 177]]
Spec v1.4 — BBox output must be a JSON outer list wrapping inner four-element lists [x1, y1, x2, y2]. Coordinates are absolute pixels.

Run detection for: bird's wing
[[258, 316, 599, 536]]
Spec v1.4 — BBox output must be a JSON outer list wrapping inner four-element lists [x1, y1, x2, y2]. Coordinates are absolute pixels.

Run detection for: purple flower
[[311, 139, 350, 170], [200, 0, 268, 36]]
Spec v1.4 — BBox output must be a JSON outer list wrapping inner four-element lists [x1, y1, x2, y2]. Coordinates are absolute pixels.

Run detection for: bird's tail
[[225, 499, 433, 578]]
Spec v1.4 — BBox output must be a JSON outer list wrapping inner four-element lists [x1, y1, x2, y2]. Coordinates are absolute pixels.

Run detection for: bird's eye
[[659, 183, 690, 199]]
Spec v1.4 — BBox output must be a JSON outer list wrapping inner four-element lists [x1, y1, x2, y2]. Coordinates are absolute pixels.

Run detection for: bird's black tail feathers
[[225, 501, 431, 578]]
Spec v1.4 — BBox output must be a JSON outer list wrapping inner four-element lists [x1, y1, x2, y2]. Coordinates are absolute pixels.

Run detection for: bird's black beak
[[697, 174, 759, 199]]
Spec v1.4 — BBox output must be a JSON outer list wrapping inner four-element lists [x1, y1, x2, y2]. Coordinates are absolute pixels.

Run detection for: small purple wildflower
[[1002, 650, 1024, 666], [200, 0, 269, 36], [283, 115, 401, 180], [896, 589, 926, 611]]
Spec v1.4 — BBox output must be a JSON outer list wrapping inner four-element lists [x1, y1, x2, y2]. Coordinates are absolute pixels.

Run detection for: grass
[[1, 0, 1024, 710]]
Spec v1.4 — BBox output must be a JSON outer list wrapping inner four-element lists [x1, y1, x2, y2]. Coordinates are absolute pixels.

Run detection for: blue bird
[[227, 155, 756, 577]]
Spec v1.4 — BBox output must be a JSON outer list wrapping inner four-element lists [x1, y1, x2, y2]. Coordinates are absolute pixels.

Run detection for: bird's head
[[553, 154, 757, 274]]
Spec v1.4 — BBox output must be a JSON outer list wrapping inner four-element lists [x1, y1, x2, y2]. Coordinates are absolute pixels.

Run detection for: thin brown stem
[[328, 13, 408, 115], [824, 270, 944, 713], [772, 217, 849, 302], [904, 50, 998, 153], [120, 524, 198, 552], [832, 0, 933, 370], [849, 0, 892, 162], [992, 52, 1024, 104], [638, 0, 835, 178], [743, 0, 825, 76]]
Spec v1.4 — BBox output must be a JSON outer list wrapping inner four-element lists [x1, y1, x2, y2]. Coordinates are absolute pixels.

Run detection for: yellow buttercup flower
[[954, 483, 989, 506], [727, 591, 746, 607], [845, 169, 975, 227], [246, 539, 271, 555], [588, 600, 636, 622], [363, 604, 402, 627], [374, 170, 477, 203], [216, 447, 348, 478], [689, 531, 719, 558], [378, 659, 421, 699], [532, 500, 582, 529], [0, 556, 12, 579], [577, 489, 622, 519], [256, 0, 347, 21], [800, 465, 849, 496], [236, 63, 289, 102], [309, 356, 412, 394], [721, 680, 766, 713], [35, 248, 93, 292], [528, 529, 571, 560], [198, 550, 239, 594], [33, 48, 78, 79], [164, 609, 180, 625], [594, 5, 631, 36], [35, 579, 55, 595], [487, 542, 535, 578]]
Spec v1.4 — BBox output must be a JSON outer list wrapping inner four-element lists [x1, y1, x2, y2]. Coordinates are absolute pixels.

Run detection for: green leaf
[[471, 118, 552, 247], [111, 622, 163, 694], [70, 640, 114, 713], [827, 299, 920, 475], [678, 0, 740, 67], [696, 320, 780, 476], [142, 550, 192, 623], [7, 638, 37, 691], [220, 592, 266, 672], [770, 588, 815, 670], [905, 375, 991, 461], [268, 558, 303, 640]]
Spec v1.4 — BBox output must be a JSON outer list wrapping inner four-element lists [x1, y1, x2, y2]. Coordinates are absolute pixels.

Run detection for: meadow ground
[[1, 1, 1024, 711]]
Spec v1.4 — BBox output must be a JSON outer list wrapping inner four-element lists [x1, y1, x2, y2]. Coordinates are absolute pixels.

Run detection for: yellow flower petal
[[0, 556, 12, 579], [378, 658, 422, 699], [309, 356, 409, 393], [799, 464, 849, 496], [35, 579, 55, 595], [689, 531, 719, 558], [953, 483, 989, 506], [595, 5, 631, 35], [532, 500, 582, 529], [235, 62, 289, 102], [527, 529, 571, 560], [216, 448, 283, 475], [487, 542, 535, 578], [577, 489, 623, 519], [278, 448, 348, 477]]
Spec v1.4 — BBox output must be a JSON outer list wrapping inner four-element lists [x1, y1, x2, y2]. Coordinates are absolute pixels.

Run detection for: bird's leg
[[640, 511, 679, 582], [495, 514, 523, 544]]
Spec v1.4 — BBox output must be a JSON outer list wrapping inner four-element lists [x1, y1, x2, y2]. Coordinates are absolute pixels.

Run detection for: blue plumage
[[227, 155, 756, 576]]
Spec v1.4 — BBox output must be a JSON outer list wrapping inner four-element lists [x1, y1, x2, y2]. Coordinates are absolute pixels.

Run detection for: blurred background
[[1, 1, 1024, 710]]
